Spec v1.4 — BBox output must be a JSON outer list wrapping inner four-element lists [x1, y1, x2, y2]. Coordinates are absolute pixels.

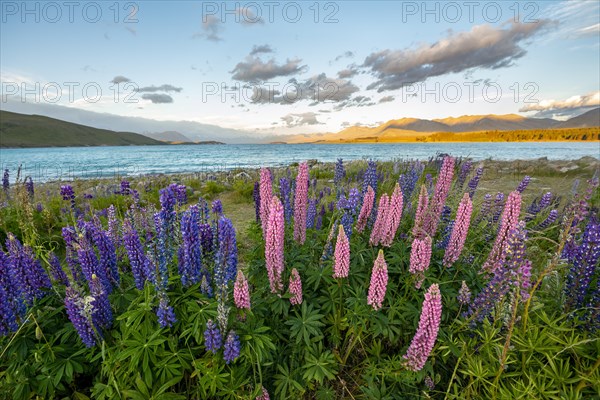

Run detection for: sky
[[1, 0, 599, 136]]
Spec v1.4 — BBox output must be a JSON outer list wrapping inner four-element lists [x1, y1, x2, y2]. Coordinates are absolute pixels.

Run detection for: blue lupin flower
[[123, 219, 149, 290], [215, 216, 237, 289], [179, 205, 203, 287], [223, 330, 241, 364], [204, 319, 222, 353], [467, 167, 484, 199], [156, 292, 177, 328], [48, 253, 69, 286], [64, 286, 96, 347], [306, 199, 317, 229], [90, 274, 113, 330]]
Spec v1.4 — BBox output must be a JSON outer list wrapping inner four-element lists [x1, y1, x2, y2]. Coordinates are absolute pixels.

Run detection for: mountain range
[[280, 108, 600, 143]]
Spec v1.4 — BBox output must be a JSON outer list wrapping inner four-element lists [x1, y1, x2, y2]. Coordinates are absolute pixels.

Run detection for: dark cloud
[[281, 112, 323, 127], [333, 95, 375, 111], [141, 93, 174, 104], [330, 51, 354, 65], [231, 56, 306, 81], [110, 75, 131, 84], [519, 91, 599, 118], [136, 84, 182, 93], [250, 44, 274, 56], [379, 95, 395, 103], [194, 15, 223, 42], [194, 8, 263, 41], [249, 73, 359, 104], [363, 20, 553, 92]]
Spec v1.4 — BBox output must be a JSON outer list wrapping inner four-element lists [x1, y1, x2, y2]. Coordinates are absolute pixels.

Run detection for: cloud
[[195, 15, 223, 42], [363, 20, 552, 92], [250, 44, 274, 56], [136, 84, 182, 93], [231, 56, 306, 81], [330, 51, 354, 65], [250, 73, 359, 104], [337, 67, 358, 79], [542, 1, 600, 39], [110, 75, 131, 84], [194, 7, 263, 41], [281, 112, 323, 127], [333, 95, 375, 111], [576, 23, 600, 38], [519, 91, 600, 118], [379, 95, 395, 103], [141, 93, 174, 104]]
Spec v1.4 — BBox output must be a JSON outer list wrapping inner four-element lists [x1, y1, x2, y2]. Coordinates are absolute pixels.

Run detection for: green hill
[[0, 111, 163, 148]]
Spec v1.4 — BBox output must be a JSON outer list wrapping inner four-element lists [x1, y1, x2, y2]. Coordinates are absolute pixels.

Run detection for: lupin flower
[[204, 319, 222, 353], [399, 161, 423, 205], [443, 193, 473, 267], [215, 216, 238, 289], [2, 169, 8, 193], [25, 177, 34, 199], [64, 286, 96, 347], [369, 194, 390, 246], [0, 251, 19, 335], [6, 234, 51, 304], [492, 193, 505, 224], [233, 270, 251, 310], [279, 177, 293, 222], [90, 219, 119, 290], [457, 281, 471, 305], [457, 160, 472, 189], [380, 183, 404, 247], [468, 221, 531, 324], [259, 168, 273, 234], [516, 175, 531, 193], [223, 330, 241, 364], [356, 185, 375, 233], [367, 250, 388, 310], [212, 199, 223, 216], [467, 166, 483, 199], [265, 196, 285, 294], [90, 274, 112, 329], [288, 268, 303, 305], [123, 219, 149, 290], [156, 293, 177, 328], [409, 236, 432, 289], [362, 160, 378, 196], [76, 233, 109, 289], [403, 283, 442, 371], [48, 253, 69, 286], [179, 205, 203, 287], [107, 205, 121, 248], [306, 199, 317, 229], [333, 225, 350, 279], [412, 185, 429, 239], [482, 191, 522, 273], [334, 158, 346, 187], [60, 185, 76, 209], [256, 386, 270, 400], [293, 162, 309, 244], [423, 156, 454, 237], [474, 194, 492, 225], [253, 181, 261, 223], [536, 209, 558, 229]]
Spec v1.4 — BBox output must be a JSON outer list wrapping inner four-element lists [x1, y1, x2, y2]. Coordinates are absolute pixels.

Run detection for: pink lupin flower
[[443, 193, 473, 267], [381, 183, 404, 247], [409, 236, 432, 289], [259, 168, 273, 235], [369, 194, 390, 246], [293, 162, 309, 244], [412, 184, 429, 239], [367, 250, 388, 310], [333, 225, 350, 278], [233, 270, 251, 310], [356, 185, 375, 233], [255, 386, 270, 400], [403, 283, 442, 371], [482, 191, 522, 273], [423, 156, 455, 237], [265, 195, 285, 293], [288, 268, 303, 305]]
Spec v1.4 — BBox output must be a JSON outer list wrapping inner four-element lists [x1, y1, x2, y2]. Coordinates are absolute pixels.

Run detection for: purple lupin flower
[[76, 231, 110, 290], [279, 177, 293, 223], [0, 251, 19, 335], [423, 156, 454, 238], [90, 274, 112, 329], [90, 219, 119, 290], [2, 169, 9, 193], [123, 219, 149, 290], [516, 175, 531, 193], [457, 160, 472, 189], [306, 198, 317, 229], [156, 292, 177, 328], [215, 216, 237, 290], [179, 205, 203, 287], [334, 158, 346, 188], [457, 281, 471, 306], [253, 181, 261, 223], [223, 330, 241, 364], [5, 234, 51, 304], [64, 286, 96, 347], [467, 166, 483, 199], [48, 253, 69, 286], [536, 209, 558, 230], [362, 160, 378, 196], [62, 226, 83, 282], [25, 177, 34, 199], [204, 319, 222, 353], [60, 185, 76, 209]]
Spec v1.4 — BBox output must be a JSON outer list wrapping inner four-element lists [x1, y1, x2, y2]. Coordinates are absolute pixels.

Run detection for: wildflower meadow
[[0, 156, 599, 399]]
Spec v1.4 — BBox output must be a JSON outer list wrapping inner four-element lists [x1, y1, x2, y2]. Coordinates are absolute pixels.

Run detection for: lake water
[[1, 142, 598, 182]]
